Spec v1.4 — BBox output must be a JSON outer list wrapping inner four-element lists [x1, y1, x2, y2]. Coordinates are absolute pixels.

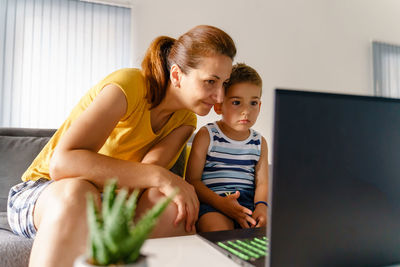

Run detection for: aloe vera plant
[[86, 179, 176, 265]]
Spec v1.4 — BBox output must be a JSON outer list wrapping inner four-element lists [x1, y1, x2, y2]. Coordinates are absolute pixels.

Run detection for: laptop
[[198, 89, 400, 267], [198, 226, 267, 267]]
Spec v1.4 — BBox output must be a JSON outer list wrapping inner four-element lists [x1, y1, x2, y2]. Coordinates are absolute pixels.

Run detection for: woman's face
[[178, 54, 233, 116]]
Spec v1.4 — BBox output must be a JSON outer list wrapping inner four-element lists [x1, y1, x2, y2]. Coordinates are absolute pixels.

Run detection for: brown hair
[[141, 25, 237, 109], [224, 63, 263, 94]]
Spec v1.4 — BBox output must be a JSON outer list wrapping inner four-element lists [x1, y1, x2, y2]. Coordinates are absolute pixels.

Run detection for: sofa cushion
[[0, 136, 53, 212], [0, 228, 33, 266], [0, 128, 55, 239], [0, 128, 55, 213], [0, 128, 55, 267]]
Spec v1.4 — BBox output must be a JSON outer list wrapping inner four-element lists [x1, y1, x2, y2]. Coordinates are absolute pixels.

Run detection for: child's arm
[[186, 127, 219, 205], [186, 127, 257, 228], [252, 136, 269, 227]]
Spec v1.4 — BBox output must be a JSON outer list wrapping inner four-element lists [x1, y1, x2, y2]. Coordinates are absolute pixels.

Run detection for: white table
[[141, 234, 240, 267], [142, 235, 400, 267]]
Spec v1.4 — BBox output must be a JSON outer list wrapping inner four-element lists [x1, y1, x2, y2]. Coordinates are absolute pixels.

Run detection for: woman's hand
[[158, 170, 199, 233], [252, 204, 267, 228], [218, 191, 257, 228]]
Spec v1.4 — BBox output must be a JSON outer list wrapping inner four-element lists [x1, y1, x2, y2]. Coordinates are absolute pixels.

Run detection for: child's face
[[219, 82, 261, 132], [178, 54, 232, 116]]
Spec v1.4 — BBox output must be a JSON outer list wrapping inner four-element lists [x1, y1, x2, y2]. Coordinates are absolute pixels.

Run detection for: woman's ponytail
[[141, 36, 175, 109]]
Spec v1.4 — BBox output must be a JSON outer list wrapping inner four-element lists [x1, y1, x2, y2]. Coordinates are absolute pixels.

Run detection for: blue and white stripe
[[201, 122, 261, 195]]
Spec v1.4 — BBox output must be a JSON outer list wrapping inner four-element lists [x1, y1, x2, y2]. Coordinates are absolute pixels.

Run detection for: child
[[186, 63, 269, 232]]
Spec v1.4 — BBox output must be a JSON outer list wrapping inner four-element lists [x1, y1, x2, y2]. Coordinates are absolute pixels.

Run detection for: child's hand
[[251, 204, 267, 228], [219, 191, 257, 228]]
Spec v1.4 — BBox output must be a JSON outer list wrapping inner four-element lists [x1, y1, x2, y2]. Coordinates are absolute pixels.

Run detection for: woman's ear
[[170, 64, 181, 88], [214, 103, 222, 115]]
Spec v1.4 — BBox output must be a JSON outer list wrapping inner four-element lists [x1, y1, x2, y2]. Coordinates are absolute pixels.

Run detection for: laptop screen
[[270, 89, 400, 267]]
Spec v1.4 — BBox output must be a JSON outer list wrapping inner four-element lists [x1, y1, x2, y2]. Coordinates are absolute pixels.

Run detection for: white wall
[[131, 0, 400, 151]]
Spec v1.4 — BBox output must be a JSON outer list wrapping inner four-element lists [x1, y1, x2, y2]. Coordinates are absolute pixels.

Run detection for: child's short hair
[[224, 63, 262, 92]]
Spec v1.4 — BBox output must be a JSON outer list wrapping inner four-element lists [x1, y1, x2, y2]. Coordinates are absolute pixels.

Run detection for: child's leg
[[197, 212, 234, 232]]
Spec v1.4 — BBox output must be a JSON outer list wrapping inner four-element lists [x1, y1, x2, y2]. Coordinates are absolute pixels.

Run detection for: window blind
[[0, 0, 131, 127], [373, 41, 400, 98]]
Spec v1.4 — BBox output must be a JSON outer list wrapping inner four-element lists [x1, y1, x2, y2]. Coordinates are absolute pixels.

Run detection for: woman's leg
[[30, 178, 100, 267], [136, 188, 196, 238], [197, 212, 234, 232]]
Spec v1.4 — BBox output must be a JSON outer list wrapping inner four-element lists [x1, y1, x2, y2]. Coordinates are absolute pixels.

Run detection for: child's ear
[[214, 103, 222, 115], [259, 101, 262, 109], [170, 64, 181, 88]]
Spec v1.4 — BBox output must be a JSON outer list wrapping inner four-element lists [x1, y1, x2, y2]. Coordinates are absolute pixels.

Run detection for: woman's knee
[[137, 188, 178, 219], [61, 178, 99, 199], [34, 178, 100, 227], [51, 179, 99, 207], [136, 188, 181, 228], [136, 188, 195, 237]]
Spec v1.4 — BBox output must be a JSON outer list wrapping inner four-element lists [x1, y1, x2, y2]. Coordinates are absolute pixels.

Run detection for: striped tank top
[[201, 122, 262, 196]]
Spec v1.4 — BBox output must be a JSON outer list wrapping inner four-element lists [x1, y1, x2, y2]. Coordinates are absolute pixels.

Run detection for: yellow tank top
[[22, 68, 197, 181]]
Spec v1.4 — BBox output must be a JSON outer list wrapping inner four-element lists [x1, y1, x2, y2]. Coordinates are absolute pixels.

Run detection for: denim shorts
[[7, 178, 53, 238], [198, 190, 254, 229]]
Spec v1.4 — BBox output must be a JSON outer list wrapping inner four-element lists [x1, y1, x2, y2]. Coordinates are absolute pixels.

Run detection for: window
[[0, 0, 131, 127], [373, 41, 400, 98]]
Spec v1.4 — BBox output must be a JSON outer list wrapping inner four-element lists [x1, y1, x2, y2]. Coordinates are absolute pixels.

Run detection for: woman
[[7, 25, 236, 267]]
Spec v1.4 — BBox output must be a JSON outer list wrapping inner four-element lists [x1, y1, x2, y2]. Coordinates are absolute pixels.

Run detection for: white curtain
[[373, 41, 400, 98], [0, 0, 131, 128]]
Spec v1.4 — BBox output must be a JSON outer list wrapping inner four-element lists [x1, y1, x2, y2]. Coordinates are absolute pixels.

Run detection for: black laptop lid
[[270, 89, 400, 267]]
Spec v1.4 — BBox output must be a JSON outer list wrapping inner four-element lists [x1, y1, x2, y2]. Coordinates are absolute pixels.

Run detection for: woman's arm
[[140, 124, 198, 231], [50, 83, 143, 187], [141, 124, 195, 168], [49, 83, 187, 191], [252, 136, 269, 227], [50, 84, 198, 227]]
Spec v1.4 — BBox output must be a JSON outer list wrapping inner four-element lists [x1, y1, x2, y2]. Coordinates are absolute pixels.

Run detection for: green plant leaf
[[125, 189, 139, 225], [87, 179, 178, 265], [102, 179, 117, 220], [123, 189, 178, 263], [87, 193, 110, 265], [103, 188, 130, 254], [124, 218, 157, 263]]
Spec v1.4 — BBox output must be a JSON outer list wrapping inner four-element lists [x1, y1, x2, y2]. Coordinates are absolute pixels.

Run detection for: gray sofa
[[0, 128, 55, 267], [0, 127, 187, 267]]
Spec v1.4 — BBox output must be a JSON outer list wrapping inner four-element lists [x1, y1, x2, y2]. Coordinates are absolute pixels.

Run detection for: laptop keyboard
[[217, 236, 269, 261]]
